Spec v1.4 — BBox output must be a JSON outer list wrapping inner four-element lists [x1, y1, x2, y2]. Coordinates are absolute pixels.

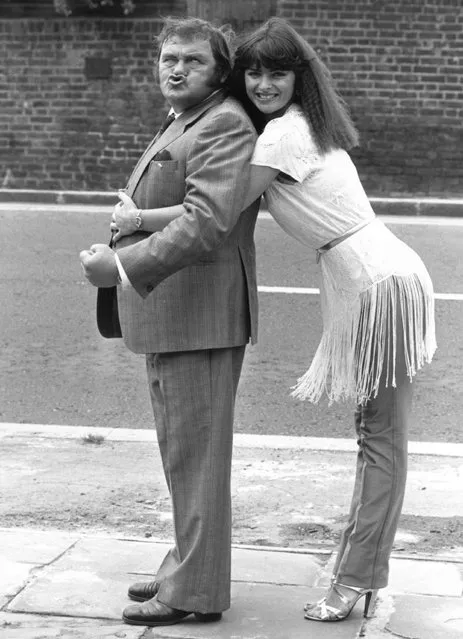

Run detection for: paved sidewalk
[[1, 424, 462, 638], [1, 528, 461, 639]]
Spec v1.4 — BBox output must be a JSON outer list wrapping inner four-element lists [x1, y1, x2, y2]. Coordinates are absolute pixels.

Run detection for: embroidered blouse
[[250, 104, 436, 404]]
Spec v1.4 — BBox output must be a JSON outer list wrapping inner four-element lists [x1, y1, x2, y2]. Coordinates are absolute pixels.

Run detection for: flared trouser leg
[[331, 310, 413, 590], [144, 346, 245, 613]]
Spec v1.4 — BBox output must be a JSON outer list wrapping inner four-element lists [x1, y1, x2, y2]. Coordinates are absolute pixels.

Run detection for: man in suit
[[80, 17, 260, 627]]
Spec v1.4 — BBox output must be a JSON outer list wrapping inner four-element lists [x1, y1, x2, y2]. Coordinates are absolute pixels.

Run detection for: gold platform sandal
[[304, 581, 374, 622]]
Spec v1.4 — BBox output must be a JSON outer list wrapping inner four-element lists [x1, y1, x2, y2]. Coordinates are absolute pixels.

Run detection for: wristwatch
[[135, 209, 143, 230]]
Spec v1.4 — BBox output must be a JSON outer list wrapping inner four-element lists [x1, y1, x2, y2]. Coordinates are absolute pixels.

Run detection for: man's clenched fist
[[79, 243, 119, 288]]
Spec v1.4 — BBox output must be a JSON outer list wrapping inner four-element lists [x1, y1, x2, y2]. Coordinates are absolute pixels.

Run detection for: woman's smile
[[244, 66, 296, 117], [254, 92, 279, 102]]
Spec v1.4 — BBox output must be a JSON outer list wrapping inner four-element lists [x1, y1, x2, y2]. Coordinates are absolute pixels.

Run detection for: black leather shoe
[[122, 597, 222, 627], [127, 580, 160, 602]]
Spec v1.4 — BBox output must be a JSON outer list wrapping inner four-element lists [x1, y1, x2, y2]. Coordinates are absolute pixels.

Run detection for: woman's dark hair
[[154, 17, 235, 88], [229, 17, 359, 150]]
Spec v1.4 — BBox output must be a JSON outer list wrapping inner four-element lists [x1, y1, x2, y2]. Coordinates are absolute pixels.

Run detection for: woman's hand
[[110, 191, 141, 241]]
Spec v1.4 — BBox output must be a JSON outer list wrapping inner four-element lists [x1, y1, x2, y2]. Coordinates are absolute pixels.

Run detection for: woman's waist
[[265, 197, 376, 249], [316, 216, 376, 263], [320, 220, 431, 294]]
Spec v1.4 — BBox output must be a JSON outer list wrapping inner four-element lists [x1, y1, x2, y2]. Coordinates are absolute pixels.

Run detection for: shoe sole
[[122, 612, 222, 627], [304, 612, 345, 622], [123, 613, 188, 626]]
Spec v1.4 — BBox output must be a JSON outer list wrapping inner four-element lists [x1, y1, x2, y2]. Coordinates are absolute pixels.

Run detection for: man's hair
[[229, 17, 359, 151], [154, 17, 235, 87]]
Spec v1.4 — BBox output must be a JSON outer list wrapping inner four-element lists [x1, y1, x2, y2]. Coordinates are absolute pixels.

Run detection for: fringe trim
[[291, 273, 437, 405]]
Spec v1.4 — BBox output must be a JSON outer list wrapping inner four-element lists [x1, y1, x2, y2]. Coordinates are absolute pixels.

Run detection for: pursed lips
[[167, 75, 186, 87]]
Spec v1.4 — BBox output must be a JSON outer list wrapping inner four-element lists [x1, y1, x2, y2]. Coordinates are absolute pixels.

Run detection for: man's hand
[[79, 244, 119, 288]]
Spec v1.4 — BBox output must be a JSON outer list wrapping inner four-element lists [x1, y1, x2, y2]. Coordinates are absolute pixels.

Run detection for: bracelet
[[134, 209, 143, 230]]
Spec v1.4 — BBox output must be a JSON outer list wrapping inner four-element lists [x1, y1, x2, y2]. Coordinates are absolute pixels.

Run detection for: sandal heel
[[363, 591, 373, 617]]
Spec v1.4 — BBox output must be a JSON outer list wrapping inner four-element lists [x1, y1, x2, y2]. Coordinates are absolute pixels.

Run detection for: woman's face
[[244, 65, 296, 118]]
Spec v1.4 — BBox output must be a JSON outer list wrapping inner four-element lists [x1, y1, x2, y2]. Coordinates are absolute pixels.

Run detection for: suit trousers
[[332, 301, 413, 590], [145, 345, 246, 613]]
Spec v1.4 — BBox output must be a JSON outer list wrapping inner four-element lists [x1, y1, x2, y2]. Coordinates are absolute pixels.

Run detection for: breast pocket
[[151, 159, 180, 172], [135, 159, 186, 209]]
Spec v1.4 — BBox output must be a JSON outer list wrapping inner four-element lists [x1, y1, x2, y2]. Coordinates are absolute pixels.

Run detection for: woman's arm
[[243, 165, 279, 209], [110, 191, 186, 241], [140, 205, 185, 231], [111, 165, 278, 241]]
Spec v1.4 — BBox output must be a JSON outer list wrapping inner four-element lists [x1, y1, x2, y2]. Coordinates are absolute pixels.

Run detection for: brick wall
[[0, 9, 185, 191], [1, 0, 462, 195], [279, 0, 463, 196], [0, 0, 180, 18]]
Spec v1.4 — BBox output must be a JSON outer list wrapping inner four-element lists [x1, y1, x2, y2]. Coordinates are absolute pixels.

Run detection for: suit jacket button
[[146, 284, 154, 292]]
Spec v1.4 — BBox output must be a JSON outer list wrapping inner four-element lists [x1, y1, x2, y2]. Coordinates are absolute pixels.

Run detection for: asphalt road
[[1, 204, 462, 442]]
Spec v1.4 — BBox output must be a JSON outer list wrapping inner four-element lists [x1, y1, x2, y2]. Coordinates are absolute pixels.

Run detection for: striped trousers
[[145, 345, 246, 612]]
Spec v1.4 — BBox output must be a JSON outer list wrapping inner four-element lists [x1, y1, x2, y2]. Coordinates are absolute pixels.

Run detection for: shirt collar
[[169, 88, 223, 118]]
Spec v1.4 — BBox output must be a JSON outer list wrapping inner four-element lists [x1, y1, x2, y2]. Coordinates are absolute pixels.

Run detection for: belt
[[316, 218, 374, 264]]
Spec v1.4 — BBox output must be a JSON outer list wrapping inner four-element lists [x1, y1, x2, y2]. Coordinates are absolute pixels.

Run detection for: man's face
[[158, 36, 221, 113]]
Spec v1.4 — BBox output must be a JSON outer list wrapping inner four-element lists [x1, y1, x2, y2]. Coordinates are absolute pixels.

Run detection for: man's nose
[[172, 59, 187, 76]]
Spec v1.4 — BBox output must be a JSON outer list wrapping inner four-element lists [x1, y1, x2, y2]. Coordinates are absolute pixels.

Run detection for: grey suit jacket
[[115, 90, 260, 354]]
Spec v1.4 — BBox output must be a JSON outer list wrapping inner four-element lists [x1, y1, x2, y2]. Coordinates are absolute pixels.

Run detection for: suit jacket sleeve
[[116, 106, 257, 298]]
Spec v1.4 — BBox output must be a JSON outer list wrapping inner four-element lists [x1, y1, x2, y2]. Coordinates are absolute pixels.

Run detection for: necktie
[[157, 112, 176, 137]]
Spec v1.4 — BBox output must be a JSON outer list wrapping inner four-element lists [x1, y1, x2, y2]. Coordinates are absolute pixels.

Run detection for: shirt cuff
[[114, 253, 131, 288]]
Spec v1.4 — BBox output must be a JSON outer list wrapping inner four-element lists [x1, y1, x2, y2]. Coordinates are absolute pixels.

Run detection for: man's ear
[[219, 71, 230, 86]]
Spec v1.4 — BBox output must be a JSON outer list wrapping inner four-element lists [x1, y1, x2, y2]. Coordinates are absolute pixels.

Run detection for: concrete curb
[[1, 189, 463, 216], [1, 422, 463, 457], [369, 196, 463, 217], [0, 189, 118, 206]]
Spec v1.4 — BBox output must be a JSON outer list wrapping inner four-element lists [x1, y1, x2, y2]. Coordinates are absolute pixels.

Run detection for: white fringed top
[[251, 104, 436, 404]]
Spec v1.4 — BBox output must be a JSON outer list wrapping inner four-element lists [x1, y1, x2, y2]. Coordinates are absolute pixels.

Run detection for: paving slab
[[0, 529, 78, 564], [5, 579, 366, 639], [6, 537, 166, 620], [2, 532, 463, 639], [0, 612, 145, 639], [387, 594, 463, 639], [141, 585, 365, 639], [232, 547, 325, 586], [6, 538, 326, 621], [0, 560, 37, 609], [388, 557, 463, 596]]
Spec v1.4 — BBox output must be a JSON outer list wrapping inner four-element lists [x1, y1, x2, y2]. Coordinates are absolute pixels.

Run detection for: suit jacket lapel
[[126, 90, 227, 197]]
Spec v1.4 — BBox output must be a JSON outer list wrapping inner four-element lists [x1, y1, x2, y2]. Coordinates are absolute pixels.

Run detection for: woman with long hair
[[110, 16, 436, 623], [226, 17, 436, 622]]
